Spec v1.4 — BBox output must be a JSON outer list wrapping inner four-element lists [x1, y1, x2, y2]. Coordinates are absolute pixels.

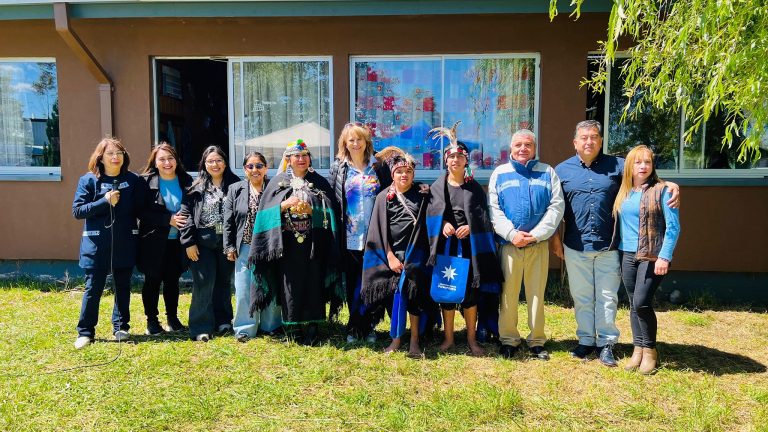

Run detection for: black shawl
[[247, 170, 342, 315], [360, 183, 431, 306], [427, 173, 503, 293]]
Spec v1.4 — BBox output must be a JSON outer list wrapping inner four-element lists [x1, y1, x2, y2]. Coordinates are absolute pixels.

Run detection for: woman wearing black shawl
[[360, 153, 436, 358], [426, 125, 503, 356], [247, 139, 341, 346]]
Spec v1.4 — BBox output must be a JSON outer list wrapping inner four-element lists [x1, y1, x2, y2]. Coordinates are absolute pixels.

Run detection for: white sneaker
[[196, 333, 210, 342], [74, 336, 93, 349], [365, 332, 377, 344], [114, 330, 130, 342], [346, 334, 358, 344]]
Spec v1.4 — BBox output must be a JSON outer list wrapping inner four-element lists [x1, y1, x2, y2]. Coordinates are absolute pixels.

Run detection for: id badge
[[215, 223, 223, 234]]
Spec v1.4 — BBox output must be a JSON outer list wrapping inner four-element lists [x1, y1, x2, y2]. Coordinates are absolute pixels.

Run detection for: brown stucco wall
[[0, 14, 766, 272]]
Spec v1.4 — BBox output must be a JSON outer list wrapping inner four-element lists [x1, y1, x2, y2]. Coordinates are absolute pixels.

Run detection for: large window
[[0, 59, 60, 176], [230, 57, 332, 171], [350, 55, 539, 176], [600, 57, 768, 173]]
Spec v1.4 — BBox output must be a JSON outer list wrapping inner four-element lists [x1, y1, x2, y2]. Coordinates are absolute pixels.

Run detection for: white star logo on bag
[[442, 265, 457, 282]]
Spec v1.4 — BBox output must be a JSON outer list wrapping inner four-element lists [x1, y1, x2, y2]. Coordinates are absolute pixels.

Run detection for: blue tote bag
[[430, 237, 470, 303]]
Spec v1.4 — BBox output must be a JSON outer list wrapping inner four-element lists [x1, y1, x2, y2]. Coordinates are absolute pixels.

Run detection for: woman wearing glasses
[[224, 152, 282, 342], [328, 123, 392, 344], [72, 137, 142, 349], [179, 145, 241, 341], [136, 143, 193, 335]]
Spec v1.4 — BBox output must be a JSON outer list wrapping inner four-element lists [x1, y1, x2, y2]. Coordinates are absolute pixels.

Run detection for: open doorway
[[153, 58, 228, 171]]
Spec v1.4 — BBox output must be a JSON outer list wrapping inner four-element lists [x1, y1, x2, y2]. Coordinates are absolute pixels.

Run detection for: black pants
[[141, 239, 183, 322], [621, 251, 665, 348], [345, 249, 383, 337], [188, 229, 234, 339]]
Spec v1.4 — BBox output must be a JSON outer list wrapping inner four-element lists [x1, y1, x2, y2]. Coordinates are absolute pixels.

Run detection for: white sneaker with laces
[[196, 333, 210, 342], [114, 330, 130, 342], [74, 336, 93, 349]]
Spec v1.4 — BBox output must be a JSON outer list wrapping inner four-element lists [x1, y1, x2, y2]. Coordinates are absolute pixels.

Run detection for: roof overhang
[[0, 0, 612, 20]]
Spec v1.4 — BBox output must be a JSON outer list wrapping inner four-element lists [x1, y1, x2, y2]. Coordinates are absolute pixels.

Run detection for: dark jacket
[[72, 171, 142, 270], [179, 171, 241, 249], [136, 171, 194, 276], [223, 179, 269, 254], [327, 158, 392, 248]]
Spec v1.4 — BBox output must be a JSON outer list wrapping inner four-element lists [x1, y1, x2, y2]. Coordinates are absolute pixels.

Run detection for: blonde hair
[[336, 123, 374, 164], [613, 145, 661, 217]]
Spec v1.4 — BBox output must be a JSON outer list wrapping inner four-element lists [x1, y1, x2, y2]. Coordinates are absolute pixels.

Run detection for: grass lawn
[[1, 283, 767, 431]]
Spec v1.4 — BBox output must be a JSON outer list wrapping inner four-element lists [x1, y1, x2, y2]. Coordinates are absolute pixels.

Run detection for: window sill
[[659, 169, 768, 186], [0, 168, 62, 182]]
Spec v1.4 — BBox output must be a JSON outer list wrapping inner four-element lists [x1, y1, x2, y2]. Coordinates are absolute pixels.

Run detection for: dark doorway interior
[[154, 59, 228, 171]]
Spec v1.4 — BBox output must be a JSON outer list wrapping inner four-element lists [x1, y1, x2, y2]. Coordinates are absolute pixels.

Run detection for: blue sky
[[0, 62, 57, 119]]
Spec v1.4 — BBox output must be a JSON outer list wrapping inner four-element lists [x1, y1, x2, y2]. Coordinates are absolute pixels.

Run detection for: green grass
[[1, 285, 767, 431]]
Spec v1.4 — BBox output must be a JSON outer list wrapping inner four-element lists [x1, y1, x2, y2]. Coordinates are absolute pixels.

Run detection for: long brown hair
[[87, 137, 130, 177], [336, 122, 374, 164], [141, 142, 187, 177], [613, 145, 661, 217]]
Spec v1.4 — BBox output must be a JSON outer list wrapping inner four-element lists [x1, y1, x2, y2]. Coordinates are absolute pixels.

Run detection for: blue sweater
[[618, 189, 680, 261]]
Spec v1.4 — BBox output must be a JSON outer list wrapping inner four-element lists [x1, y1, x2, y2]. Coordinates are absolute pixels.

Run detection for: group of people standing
[[71, 119, 679, 374]]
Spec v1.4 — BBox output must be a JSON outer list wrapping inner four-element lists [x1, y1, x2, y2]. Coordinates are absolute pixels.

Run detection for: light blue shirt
[[618, 188, 680, 261], [159, 177, 183, 239]]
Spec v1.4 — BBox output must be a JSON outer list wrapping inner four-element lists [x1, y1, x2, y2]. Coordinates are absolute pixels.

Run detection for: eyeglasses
[[157, 157, 175, 164], [105, 151, 125, 158], [344, 121, 365, 128], [205, 159, 225, 166], [244, 163, 266, 170], [290, 154, 309, 160]]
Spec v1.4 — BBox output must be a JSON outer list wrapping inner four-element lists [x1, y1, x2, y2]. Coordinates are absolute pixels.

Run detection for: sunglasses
[[244, 163, 266, 170]]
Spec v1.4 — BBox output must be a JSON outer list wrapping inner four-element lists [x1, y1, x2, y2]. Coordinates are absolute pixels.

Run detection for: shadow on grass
[[545, 338, 766, 376]]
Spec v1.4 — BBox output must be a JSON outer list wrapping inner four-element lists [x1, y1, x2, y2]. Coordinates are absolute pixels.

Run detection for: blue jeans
[[563, 246, 620, 347], [233, 243, 282, 338], [77, 267, 132, 337]]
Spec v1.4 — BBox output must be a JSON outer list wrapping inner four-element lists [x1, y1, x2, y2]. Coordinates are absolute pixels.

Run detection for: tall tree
[[550, 0, 768, 162]]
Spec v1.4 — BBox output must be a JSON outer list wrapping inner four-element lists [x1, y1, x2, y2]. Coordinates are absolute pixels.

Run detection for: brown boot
[[624, 346, 643, 371], [639, 347, 658, 375]]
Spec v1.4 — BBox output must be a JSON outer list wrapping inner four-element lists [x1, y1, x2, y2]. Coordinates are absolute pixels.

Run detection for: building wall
[[0, 15, 766, 272]]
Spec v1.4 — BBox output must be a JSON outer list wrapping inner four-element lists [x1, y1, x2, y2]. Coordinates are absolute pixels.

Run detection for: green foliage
[[549, 0, 768, 162]]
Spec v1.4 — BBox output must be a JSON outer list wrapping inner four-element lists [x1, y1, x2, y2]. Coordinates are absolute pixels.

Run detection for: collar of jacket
[[510, 158, 539, 173]]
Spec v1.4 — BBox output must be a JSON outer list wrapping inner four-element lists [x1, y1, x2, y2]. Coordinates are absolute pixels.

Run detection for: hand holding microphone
[[106, 180, 121, 206]]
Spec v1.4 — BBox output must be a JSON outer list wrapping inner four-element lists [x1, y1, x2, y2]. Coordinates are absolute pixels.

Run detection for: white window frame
[[228, 56, 334, 178], [603, 52, 767, 178], [349, 53, 541, 183], [0, 57, 61, 181]]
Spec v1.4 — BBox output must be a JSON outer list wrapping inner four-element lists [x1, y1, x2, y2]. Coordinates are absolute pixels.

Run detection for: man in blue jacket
[[489, 129, 564, 360]]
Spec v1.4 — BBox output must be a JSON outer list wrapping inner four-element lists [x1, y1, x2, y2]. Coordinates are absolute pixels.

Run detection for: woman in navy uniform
[[179, 145, 240, 342], [72, 137, 142, 349], [137, 143, 193, 335]]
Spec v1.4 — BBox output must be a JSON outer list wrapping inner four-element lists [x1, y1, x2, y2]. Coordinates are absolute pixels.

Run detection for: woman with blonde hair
[[614, 145, 680, 374], [328, 123, 392, 343]]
